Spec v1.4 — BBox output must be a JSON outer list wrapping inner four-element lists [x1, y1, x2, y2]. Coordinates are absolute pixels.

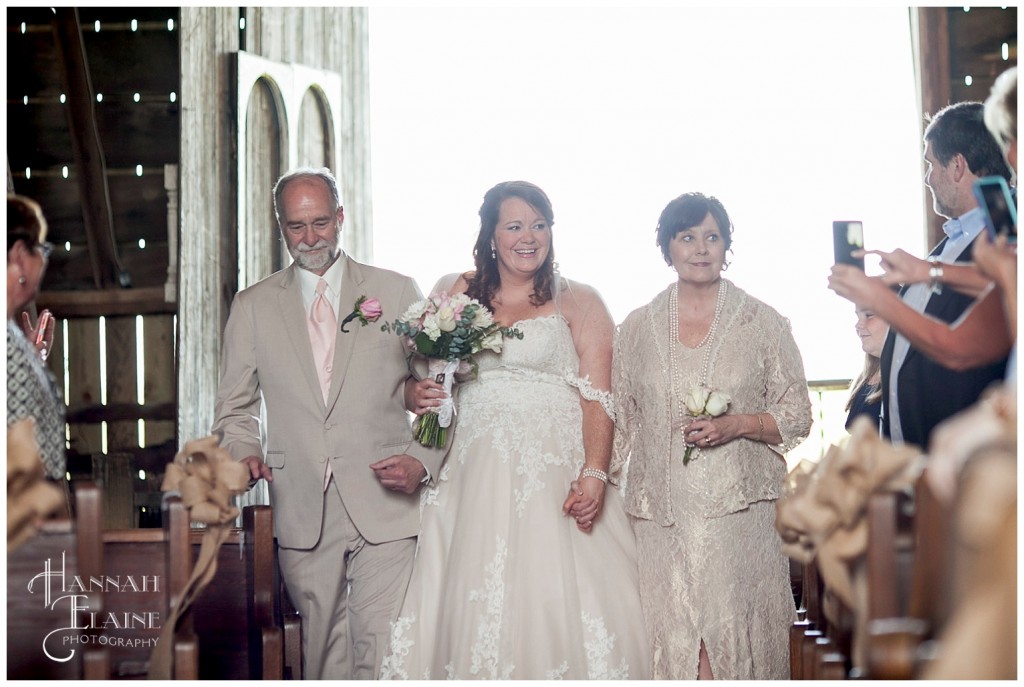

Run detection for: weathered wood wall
[[176, 8, 372, 490]]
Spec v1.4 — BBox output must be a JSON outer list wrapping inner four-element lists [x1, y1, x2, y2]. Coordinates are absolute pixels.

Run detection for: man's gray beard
[[291, 245, 339, 272]]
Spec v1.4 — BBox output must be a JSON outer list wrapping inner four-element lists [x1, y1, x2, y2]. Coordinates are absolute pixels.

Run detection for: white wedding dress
[[381, 312, 650, 679]]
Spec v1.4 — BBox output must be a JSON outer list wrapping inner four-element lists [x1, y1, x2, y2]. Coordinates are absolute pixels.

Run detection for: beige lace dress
[[613, 279, 812, 679], [381, 284, 650, 679]]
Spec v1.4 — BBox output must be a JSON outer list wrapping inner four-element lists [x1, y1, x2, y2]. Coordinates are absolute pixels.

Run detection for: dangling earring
[[722, 260, 730, 272], [491, 248, 496, 259]]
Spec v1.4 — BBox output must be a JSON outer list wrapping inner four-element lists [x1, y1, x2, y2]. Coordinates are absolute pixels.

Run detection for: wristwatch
[[928, 257, 944, 294]]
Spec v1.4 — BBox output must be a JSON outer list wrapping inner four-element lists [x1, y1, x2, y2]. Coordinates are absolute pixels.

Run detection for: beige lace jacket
[[612, 280, 812, 523]]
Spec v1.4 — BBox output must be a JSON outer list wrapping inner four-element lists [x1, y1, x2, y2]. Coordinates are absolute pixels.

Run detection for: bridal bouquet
[[683, 386, 731, 465], [385, 291, 523, 447]]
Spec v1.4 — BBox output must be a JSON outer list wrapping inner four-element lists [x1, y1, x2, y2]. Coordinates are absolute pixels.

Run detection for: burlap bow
[[775, 446, 842, 564], [148, 435, 250, 679], [776, 416, 922, 671], [7, 418, 65, 551]]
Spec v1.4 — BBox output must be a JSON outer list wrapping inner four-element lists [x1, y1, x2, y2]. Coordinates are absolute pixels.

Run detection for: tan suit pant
[[278, 478, 416, 679]]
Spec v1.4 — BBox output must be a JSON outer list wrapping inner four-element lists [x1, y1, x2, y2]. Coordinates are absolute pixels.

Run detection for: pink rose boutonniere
[[340, 295, 383, 333]]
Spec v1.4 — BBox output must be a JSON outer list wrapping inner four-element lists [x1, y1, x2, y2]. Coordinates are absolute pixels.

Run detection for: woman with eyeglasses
[[8, 194, 66, 485]]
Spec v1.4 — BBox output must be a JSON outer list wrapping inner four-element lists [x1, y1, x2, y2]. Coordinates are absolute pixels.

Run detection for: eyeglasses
[[37, 241, 54, 260]]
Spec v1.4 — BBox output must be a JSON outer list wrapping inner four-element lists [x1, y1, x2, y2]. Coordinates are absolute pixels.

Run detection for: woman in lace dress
[[380, 181, 649, 679], [613, 192, 812, 679]]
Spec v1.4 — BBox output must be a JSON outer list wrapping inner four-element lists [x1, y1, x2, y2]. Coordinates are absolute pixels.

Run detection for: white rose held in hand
[[682, 386, 732, 465], [705, 390, 732, 417], [685, 387, 710, 415]]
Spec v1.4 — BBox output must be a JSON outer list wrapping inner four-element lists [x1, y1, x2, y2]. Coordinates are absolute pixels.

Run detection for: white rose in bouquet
[[685, 386, 710, 416], [705, 390, 732, 417], [436, 305, 458, 333]]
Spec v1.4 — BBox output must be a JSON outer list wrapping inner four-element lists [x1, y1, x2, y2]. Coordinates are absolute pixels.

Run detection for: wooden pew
[[7, 481, 108, 680], [101, 493, 196, 679], [864, 474, 940, 679], [813, 582, 853, 679], [791, 557, 852, 680], [790, 559, 820, 679], [789, 560, 814, 679], [187, 505, 285, 679], [278, 544, 304, 679]]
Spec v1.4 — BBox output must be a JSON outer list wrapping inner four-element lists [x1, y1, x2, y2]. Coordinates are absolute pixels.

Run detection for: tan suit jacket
[[212, 255, 447, 548]]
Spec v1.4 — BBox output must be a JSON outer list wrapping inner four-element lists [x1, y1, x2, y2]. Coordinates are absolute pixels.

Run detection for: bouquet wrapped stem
[[414, 413, 448, 448], [414, 359, 459, 448], [682, 416, 708, 466], [384, 291, 524, 449]]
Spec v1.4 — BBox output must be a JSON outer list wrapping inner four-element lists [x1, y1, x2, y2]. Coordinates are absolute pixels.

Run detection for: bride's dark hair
[[464, 181, 557, 311]]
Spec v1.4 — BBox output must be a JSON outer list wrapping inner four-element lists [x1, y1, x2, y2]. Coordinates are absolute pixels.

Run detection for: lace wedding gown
[[381, 314, 650, 679]]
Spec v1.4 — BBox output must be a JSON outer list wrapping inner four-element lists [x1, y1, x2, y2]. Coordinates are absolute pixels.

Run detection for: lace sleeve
[[562, 280, 615, 409], [610, 320, 639, 482], [560, 279, 616, 477], [764, 316, 813, 455], [565, 373, 615, 421]]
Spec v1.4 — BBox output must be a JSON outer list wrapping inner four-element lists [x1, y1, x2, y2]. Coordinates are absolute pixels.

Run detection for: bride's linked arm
[[560, 281, 616, 534]]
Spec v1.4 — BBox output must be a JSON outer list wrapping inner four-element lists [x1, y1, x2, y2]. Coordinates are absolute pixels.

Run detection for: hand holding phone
[[29, 309, 55, 362], [35, 310, 53, 346], [973, 176, 1017, 243], [833, 221, 865, 270]]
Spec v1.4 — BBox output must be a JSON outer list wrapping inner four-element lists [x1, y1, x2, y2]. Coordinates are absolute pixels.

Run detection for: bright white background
[[367, 5, 927, 383]]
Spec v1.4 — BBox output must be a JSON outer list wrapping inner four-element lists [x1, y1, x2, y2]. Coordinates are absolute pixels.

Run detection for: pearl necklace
[[669, 279, 727, 436]]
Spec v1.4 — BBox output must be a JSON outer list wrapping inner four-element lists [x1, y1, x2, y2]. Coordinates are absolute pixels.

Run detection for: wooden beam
[[105, 315, 140, 451], [65, 401, 176, 424], [51, 7, 129, 289], [36, 286, 176, 317], [916, 7, 953, 251]]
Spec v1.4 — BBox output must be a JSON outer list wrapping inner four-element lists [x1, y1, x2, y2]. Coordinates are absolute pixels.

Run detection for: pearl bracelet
[[581, 467, 608, 483]]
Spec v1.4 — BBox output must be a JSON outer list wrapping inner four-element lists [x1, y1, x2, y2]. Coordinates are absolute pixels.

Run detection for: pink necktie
[[309, 279, 337, 402], [308, 279, 337, 490]]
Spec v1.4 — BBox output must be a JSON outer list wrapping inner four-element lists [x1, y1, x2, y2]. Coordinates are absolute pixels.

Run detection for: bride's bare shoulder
[[559, 277, 607, 308], [431, 272, 472, 295], [558, 277, 612, 324]]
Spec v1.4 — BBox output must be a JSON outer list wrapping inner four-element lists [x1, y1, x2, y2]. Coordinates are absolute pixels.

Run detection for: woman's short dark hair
[[465, 181, 557, 310], [655, 192, 733, 266], [8, 194, 48, 252]]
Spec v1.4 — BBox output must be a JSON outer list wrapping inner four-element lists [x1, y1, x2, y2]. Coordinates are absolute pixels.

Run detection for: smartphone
[[833, 221, 865, 270], [35, 310, 53, 346], [972, 176, 1017, 243]]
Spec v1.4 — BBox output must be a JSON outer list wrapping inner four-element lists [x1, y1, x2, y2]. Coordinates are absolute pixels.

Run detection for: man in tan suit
[[212, 167, 447, 679]]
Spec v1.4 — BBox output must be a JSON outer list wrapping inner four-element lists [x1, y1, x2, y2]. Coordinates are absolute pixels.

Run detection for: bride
[[380, 181, 649, 679]]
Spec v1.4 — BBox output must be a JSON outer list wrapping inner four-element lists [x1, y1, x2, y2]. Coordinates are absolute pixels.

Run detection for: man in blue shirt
[[880, 101, 1012, 449]]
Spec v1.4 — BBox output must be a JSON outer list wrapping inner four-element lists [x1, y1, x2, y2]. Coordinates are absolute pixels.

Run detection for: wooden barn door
[[233, 52, 343, 507]]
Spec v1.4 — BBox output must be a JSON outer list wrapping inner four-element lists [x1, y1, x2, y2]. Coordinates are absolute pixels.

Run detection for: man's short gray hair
[[272, 167, 342, 225]]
